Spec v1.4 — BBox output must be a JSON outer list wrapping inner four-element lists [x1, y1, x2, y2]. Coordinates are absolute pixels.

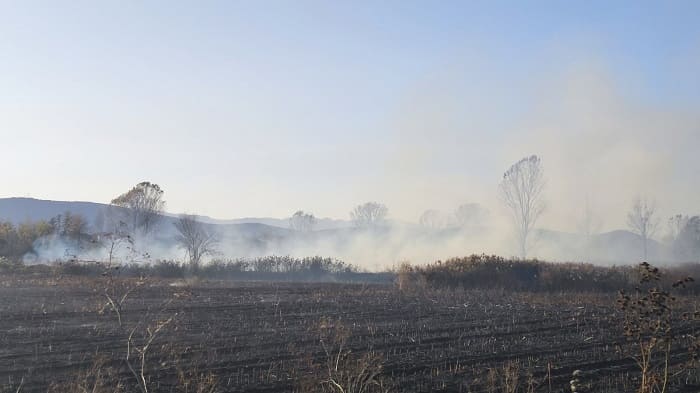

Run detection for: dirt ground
[[1, 272, 698, 392]]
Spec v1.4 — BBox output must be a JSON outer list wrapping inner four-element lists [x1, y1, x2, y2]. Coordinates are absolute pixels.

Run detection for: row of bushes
[[5, 256, 394, 284], [5, 253, 698, 292], [397, 254, 700, 293]]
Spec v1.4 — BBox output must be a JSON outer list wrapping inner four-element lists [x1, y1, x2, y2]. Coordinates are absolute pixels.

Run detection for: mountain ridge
[[0, 197, 350, 230]]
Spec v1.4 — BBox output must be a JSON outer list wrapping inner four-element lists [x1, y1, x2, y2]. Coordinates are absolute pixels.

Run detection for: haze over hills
[[0, 197, 349, 230], [0, 197, 670, 267]]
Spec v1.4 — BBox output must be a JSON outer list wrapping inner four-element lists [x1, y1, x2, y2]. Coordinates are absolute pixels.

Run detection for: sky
[[1, 1, 699, 232]]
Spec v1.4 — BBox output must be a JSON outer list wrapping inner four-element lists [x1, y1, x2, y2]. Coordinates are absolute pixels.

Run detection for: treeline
[[0, 221, 52, 261], [0, 212, 89, 262], [397, 254, 700, 294], [5, 256, 392, 283]]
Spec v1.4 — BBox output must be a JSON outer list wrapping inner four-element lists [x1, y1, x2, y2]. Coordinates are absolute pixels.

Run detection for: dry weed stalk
[[47, 356, 125, 393], [316, 318, 392, 393], [126, 314, 176, 393]]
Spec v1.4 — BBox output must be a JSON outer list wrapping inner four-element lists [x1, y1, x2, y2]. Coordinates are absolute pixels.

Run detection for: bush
[[44, 256, 381, 283], [407, 254, 700, 294]]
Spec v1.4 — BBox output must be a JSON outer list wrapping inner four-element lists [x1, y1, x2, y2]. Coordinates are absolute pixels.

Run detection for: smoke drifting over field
[[383, 60, 700, 234], [8, 61, 700, 269], [254, 61, 693, 266], [20, 215, 677, 271]]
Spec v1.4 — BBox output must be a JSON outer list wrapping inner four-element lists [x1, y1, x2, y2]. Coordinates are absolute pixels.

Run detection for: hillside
[[0, 198, 106, 225]]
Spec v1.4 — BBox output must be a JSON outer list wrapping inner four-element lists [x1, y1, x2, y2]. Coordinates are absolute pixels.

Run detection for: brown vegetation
[[398, 254, 700, 294]]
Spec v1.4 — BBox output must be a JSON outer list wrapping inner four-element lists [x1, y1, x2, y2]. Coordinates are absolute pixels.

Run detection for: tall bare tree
[[173, 215, 218, 271], [110, 182, 165, 236], [289, 210, 316, 232], [499, 155, 545, 259], [627, 197, 660, 260], [350, 202, 388, 228]]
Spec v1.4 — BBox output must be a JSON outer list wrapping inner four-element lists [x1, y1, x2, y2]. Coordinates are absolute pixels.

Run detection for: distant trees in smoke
[[0, 211, 91, 263], [49, 212, 89, 240], [350, 202, 388, 228], [419, 209, 444, 230], [289, 210, 316, 232], [417, 204, 489, 231], [668, 215, 700, 261], [499, 155, 546, 259], [627, 197, 659, 260], [0, 220, 54, 262], [453, 203, 489, 229], [5, 172, 700, 267], [173, 214, 219, 270], [46, 212, 92, 259], [666, 214, 689, 244], [80, 181, 169, 264]]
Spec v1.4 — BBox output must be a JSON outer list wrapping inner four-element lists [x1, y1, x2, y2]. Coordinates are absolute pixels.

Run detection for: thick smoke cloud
[[362, 57, 700, 259]]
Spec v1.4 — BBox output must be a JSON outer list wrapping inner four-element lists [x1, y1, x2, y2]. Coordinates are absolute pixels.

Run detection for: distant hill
[[536, 228, 666, 264], [593, 229, 665, 263], [0, 197, 351, 230], [193, 215, 352, 230], [0, 198, 106, 225]]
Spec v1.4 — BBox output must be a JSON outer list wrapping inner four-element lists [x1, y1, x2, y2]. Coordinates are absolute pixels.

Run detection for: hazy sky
[[2, 1, 699, 230]]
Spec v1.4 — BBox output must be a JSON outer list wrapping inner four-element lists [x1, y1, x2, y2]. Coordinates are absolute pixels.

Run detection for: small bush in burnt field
[[300, 317, 393, 393], [395, 262, 428, 294], [616, 262, 699, 393], [47, 355, 127, 393], [0, 256, 23, 272]]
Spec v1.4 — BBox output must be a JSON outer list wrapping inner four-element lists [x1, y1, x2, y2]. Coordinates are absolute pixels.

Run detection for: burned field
[[1, 272, 699, 393]]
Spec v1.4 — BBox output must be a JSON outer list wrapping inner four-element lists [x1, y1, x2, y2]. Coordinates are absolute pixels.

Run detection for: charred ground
[[1, 263, 699, 393]]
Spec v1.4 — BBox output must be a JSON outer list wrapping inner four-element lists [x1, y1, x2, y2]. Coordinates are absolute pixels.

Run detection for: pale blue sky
[[1, 1, 699, 228]]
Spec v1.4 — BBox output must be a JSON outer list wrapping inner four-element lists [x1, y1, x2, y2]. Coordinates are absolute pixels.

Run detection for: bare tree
[[173, 215, 218, 271], [453, 203, 489, 229], [110, 182, 165, 236], [499, 155, 545, 259], [350, 202, 388, 228], [419, 209, 444, 230], [627, 197, 660, 260], [289, 210, 316, 232]]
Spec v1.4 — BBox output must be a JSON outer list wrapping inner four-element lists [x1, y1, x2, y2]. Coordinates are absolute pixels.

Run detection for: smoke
[[18, 55, 700, 268], [512, 62, 700, 233], [24, 223, 183, 266], [211, 224, 509, 271], [349, 55, 700, 262], [23, 235, 99, 264]]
